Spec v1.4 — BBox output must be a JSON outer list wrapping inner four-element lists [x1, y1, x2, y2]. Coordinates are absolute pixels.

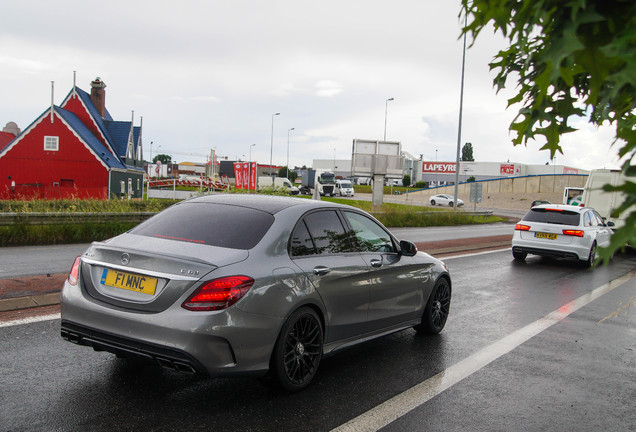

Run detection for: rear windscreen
[[129, 202, 275, 249], [523, 208, 580, 226]]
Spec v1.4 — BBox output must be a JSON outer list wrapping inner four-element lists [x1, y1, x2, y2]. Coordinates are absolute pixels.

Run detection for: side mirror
[[399, 240, 417, 257], [607, 221, 615, 227]]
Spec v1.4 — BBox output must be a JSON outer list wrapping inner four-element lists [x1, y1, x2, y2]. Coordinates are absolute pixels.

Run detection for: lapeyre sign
[[422, 162, 456, 173]]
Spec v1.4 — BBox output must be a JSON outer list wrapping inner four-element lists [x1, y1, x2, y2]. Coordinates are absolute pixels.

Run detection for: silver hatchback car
[[61, 195, 451, 391]]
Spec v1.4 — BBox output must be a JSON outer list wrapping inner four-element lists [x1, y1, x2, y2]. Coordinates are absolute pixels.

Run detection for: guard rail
[[0, 212, 157, 225]]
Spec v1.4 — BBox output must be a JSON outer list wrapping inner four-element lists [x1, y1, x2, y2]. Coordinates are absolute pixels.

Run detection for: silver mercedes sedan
[[60, 195, 451, 391]]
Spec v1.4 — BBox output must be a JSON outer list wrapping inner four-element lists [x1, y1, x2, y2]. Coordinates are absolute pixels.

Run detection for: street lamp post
[[249, 144, 256, 192], [333, 148, 336, 171], [453, 12, 468, 210], [384, 97, 394, 141], [287, 128, 294, 179], [270, 113, 280, 185]]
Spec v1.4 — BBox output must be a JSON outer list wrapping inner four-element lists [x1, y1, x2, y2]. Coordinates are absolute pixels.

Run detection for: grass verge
[[0, 197, 505, 246]]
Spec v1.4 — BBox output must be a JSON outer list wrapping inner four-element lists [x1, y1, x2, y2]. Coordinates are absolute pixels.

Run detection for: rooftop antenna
[[137, 116, 144, 162], [50, 81, 55, 123]]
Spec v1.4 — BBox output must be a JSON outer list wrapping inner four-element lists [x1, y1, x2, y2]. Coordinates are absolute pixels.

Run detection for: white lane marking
[[442, 247, 511, 260], [0, 313, 60, 328], [331, 270, 636, 432]]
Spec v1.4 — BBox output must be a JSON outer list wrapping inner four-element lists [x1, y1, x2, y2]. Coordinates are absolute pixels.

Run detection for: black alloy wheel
[[272, 307, 323, 391], [431, 200, 436, 206], [415, 278, 451, 335]]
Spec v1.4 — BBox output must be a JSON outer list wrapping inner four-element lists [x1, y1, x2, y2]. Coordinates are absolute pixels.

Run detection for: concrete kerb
[[0, 292, 60, 312]]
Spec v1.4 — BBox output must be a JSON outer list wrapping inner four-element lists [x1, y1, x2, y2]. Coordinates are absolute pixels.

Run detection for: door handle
[[370, 259, 382, 268], [313, 266, 331, 276]]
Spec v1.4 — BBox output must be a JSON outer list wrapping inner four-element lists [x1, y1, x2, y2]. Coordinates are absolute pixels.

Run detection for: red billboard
[[500, 164, 515, 175], [563, 167, 579, 175], [248, 162, 257, 190], [234, 162, 257, 190], [234, 162, 245, 189]]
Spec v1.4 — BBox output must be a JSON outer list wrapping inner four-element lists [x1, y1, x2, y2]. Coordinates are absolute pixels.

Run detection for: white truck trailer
[[580, 169, 633, 228]]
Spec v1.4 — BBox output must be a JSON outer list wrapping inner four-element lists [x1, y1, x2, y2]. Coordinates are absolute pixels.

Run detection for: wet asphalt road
[[1, 248, 634, 431]]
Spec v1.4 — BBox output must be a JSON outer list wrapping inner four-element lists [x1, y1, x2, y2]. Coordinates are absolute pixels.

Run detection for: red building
[[0, 77, 144, 200]]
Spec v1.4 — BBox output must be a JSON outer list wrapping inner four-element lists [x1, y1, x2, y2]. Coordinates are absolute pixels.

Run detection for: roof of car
[[183, 194, 346, 214]]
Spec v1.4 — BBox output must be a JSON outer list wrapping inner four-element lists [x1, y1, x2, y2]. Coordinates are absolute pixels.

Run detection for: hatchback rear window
[[129, 202, 274, 249], [522, 208, 580, 226]]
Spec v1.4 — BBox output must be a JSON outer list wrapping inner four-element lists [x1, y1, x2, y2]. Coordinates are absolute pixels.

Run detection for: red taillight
[[562, 229, 584, 237], [182, 276, 254, 311], [67, 256, 81, 286], [515, 224, 531, 231]]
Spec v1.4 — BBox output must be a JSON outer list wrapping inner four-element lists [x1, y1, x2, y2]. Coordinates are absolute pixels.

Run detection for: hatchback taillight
[[562, 229, 584, 237], [515, 224, 531, 231], [67, 256, 81, 286], [182, 276, 255, 311]]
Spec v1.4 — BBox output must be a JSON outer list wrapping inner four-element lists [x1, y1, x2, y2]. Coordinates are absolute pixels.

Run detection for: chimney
[[90, 77, 107, 118]]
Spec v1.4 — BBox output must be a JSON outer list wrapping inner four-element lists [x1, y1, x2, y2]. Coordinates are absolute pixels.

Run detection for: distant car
[[430, 194, 464, 207], [531, 200, 551, 208], [60, 195, 451, 391], [512, 204, 613, 267], [335, 179, 355, 197]]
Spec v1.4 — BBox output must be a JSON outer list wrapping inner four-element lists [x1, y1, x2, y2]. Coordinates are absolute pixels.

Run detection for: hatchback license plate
[[535, 232, 557, 240], [101, 269, 157, 295]]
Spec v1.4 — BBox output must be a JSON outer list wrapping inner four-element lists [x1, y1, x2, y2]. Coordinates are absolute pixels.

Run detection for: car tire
[[512, 250, 527, 261], [271, 307, 323, 392], [449, 202, 454, 207], [414, 278, 451, 335], [430, 200, 436, 206], [583, 242, 597, 268]]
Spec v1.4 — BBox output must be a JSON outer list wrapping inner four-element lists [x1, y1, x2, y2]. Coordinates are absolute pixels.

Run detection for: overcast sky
[[0, 0, 622, 171]]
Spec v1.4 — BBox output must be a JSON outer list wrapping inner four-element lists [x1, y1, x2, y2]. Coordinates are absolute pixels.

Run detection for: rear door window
[[291, 210, 353, 256]]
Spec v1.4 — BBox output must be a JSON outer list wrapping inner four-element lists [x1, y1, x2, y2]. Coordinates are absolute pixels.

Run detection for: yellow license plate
[[535, 232, 557, 240], [100, 269, 157, 295]]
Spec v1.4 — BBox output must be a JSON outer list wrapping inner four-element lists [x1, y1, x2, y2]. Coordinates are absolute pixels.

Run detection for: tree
[[278, 166, 298, 183], [402, 174, 412, 187], [462, 0, 636, 259], [461, 142, 475, 161], [153, 154, 172, 165]]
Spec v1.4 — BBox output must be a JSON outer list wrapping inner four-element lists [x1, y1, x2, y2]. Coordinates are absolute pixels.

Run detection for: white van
[[335, 179, 354, 197], [257, 176, 300, 195]]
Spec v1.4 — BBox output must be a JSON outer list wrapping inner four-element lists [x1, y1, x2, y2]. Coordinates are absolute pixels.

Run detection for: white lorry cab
[[335, 179, 355, 197], [563, 187, 584, 205], [257, 176, 300, 195], [580, 169, 633, 228]]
